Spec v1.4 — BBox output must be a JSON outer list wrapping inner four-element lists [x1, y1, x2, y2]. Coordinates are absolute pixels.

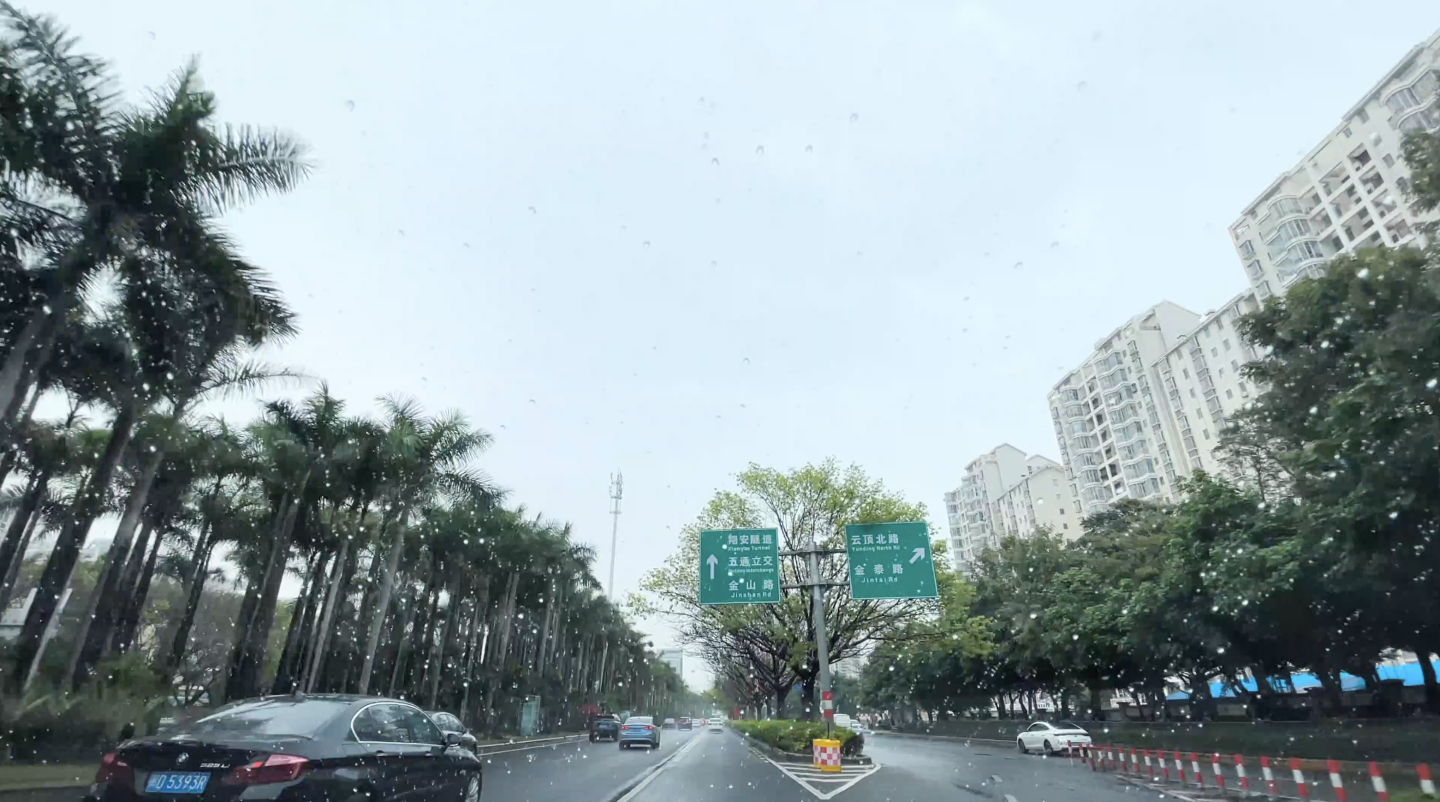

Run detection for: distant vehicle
[[591, 713, 621, 742], [84, 695, 481, 802], [619, 716, 661, 749], [662, 717, 677, 729], [1016, 721, 1091, 755], [707, 717, 724, 732], [426, 710, 478, 749], [831, 713, 852, 730], [677, 717, 692, 730]]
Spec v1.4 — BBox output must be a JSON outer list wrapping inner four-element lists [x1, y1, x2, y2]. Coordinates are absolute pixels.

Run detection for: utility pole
[[781, 530, 846, 732], [607, 471, 623, 597]]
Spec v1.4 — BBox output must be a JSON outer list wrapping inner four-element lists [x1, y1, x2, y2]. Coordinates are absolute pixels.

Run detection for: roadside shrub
[[731, 719, 861, 755], [1, 657, 171, 762]]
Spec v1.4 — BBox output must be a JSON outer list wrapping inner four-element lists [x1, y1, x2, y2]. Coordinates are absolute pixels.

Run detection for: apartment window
[[1238, 240, 1255, 257], [1239, 382, 1250, 395], [1226, 389, 1234, 399], [1218, 367, 1225, 377], [1231, 359, 1240, 372], [1356, 108, 1370, 124], [1342, 126, 1352, 138], [1063, 523, 1069, 530], [1386, 87, 1420, 115], [1211, 347, 1218, 357], [1222, 339, 1232, 352], [1183, 368, 1190, 379], [1383, 153, 1396, 168], [1202, 429, 1210, 440], [1398, 176, 1411, 193], [1216, 318, 1225, 330], [1060, 508, 1065, 514], [1189, 388, 1197, 399]]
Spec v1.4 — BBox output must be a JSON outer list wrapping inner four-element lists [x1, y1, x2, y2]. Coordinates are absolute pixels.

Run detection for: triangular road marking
[[748, 748, 880, 799]]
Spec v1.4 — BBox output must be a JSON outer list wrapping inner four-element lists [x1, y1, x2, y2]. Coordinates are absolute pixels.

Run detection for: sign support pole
[[808, 546, 832, 734]]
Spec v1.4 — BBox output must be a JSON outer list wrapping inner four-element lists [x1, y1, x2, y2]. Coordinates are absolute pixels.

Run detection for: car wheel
[[1043, 740, 1053, 755], [462, 775, 479, 802], [1017, 738, 1027, 754], [654, 742, 661, 750]]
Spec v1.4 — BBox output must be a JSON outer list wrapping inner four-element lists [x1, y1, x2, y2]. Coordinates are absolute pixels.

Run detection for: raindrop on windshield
[[849, 112, 859, 123]]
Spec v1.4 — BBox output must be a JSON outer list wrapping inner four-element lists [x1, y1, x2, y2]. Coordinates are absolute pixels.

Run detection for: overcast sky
[[40, 0, 1440, 691]]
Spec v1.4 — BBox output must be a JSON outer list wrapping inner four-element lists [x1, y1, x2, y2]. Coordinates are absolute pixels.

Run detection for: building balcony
[[1113, 421, 1145, 445]]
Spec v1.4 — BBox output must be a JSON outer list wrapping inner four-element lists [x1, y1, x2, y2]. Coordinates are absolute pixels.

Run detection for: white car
[[831, 713, 853, 729], [707, 717, 724, 732], [1016, 721, 1091, 755]]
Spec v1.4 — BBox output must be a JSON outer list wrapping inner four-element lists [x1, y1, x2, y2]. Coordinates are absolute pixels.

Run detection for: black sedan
[[85, 694, 481, 802]]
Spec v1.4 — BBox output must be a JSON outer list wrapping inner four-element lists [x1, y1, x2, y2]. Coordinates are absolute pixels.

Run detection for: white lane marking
[[749, 748, 880, 800], [614, 736, 704, 802]]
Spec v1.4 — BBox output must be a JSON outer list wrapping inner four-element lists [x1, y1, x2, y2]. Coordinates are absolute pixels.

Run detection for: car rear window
[[626, 716, 653, 725], [1057, 721, 1088, 730], [167, 699, 348, 740]]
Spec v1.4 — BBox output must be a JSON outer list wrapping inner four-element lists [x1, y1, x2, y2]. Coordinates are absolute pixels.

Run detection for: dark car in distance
[[84, 694, 482, 802], [677, 717, 692, 731], [590, 714, 620, 742]]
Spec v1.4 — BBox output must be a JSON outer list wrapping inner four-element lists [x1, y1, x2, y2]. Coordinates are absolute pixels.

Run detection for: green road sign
[[844, 521, 938, 600], [699, 528, 781, 605]]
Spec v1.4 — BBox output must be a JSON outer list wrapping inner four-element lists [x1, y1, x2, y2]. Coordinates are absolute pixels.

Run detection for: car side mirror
[[444, 731, 464, 747], [460, 733, 477, 749]]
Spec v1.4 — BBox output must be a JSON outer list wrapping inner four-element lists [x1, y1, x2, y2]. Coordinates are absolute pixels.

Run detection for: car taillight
[[95, 752, 131, 785], [223, 754, 308, 785], [643, 725, 654, 731]]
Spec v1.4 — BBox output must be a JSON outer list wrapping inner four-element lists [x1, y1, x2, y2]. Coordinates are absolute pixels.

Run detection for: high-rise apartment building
[[1151, 291, 1265, 477], [657, 648, 684, 681], [943, 444, 1082, 574], [1230, 29, 1440, 301], [1049, 302, 1201, 517]]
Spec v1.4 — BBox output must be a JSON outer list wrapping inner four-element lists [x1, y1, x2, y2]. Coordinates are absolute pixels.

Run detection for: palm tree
[[0, 6, 308, 425], [356, 398, 495, 695]]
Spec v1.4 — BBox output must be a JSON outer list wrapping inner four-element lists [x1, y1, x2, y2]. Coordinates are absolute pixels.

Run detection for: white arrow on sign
[[707, 553, 718, 579], [910, 547, 926, 564]]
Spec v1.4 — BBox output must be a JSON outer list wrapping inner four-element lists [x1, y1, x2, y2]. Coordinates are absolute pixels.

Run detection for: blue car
[[618, 716, 661, 750]]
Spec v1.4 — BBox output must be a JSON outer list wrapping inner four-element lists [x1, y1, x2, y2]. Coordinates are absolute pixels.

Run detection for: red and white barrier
[[1143, 749, 1154, 780], [1368, 761, 1388, 802], [1233, 754, 1250, 794], [1291, 758, 1309, 800], [1261, 756, 1278, 798], [1211, 753, 1225, 790], [1419, 763, 1435, 798], [1130, 747, 1139, 774], [1191, 753, 1205, 787], [1174, 750, 1186, 785], [1327, 759, 1347, 802]]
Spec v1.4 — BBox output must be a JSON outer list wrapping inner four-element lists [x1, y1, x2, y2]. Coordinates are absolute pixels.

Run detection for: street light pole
[[607, 471, 623, 597]]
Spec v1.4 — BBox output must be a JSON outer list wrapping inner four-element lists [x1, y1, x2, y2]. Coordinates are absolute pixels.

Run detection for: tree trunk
[[304, 535, 351, 692], [227, 494, 296, 700], [0, 469, 45, 597], [403, 554, 441, 695], [162, 533, 215, 674], [9, 403, 135, 691], [358, 505, 409, 695], [0, 301, 54, 430], [0, 482, 45, 615], [69, 448, 165, 687], [426, 566, 462, 709], [273, 552, 325, 694], [113, 531, 163, 655], [105, 520, 156, 655], [386, 587, 422, 697], [457, 576, 489, 725], [0, 376, 46, 489]]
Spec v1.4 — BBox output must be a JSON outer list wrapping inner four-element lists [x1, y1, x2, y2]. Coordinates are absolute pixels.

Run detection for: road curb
[[873, 729, 1014, 747]]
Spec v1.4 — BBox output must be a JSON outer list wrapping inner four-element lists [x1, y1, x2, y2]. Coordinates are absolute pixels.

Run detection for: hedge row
[[730, 719, 862, 755]]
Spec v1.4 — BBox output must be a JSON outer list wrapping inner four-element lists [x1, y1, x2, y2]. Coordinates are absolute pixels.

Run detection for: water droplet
[[711, 157, 720, 166], [1029, 612, 1037, 619], [643, 241, 651, 248], [345, 100, 355, 111], [755, 145, 764, 155], [1076, 81, 1088, 91], [1428, 378, 1438, 389], [1358, 268, 1371, 279], [742, 357, 750, 365], [805, 144, 814, 153], [849, 112, 860, 123], [528, 206, 537, 214], [710, 260, 717, 268], [41, 305, 51, 315], [1013, 262, 1024, 270], [528, 399, 537, 405], [1050, 241, 1060, 249]]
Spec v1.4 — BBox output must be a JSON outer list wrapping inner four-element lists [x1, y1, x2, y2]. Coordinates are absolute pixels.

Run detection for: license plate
[[145, 772, 210, 794]]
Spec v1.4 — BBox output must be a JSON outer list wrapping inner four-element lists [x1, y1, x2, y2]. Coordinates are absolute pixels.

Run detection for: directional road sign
[[843, 521, 938, 600], [698, 528, 781, 605]]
